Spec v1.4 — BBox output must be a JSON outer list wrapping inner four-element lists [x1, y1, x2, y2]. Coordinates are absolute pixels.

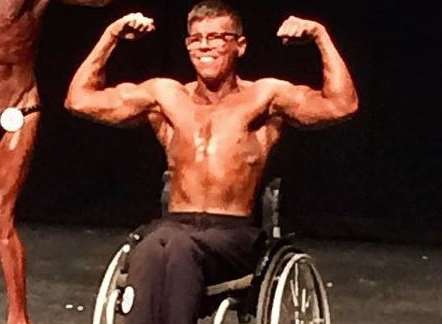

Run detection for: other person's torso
[[0, 0, 49, 110]]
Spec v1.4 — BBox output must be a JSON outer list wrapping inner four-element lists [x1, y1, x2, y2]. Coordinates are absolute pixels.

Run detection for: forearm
[[69, 27, 117, 94], [314, 26, 358, 107]]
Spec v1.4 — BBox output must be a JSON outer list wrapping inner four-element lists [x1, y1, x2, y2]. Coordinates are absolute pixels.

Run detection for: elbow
[[64, 92, 87, 114], [348, 90, 359, 114], [344, 97, 358, 118], [335, 91, 359, 119]]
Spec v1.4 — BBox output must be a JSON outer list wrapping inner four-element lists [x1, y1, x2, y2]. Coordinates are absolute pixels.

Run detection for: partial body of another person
[[0, 1, 113, 324], [65, 1, 358, 323]]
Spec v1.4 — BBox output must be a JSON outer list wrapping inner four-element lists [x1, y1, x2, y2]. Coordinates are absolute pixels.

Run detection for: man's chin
[[198, 73, 221, 84]]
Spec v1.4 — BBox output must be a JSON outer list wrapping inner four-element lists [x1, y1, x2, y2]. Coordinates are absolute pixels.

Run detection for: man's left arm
[[269, 16, 358, 127], [58, 0, 113, 7]]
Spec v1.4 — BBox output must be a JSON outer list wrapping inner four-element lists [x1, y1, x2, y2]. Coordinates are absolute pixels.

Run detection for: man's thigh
[[193, 225, 265, 284]]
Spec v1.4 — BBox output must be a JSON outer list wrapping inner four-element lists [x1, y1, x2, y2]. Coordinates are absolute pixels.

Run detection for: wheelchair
[[92, 174, 331, 324]]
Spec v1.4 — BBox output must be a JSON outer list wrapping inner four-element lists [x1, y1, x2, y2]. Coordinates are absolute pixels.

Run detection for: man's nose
[[199, 37, 212, 49]]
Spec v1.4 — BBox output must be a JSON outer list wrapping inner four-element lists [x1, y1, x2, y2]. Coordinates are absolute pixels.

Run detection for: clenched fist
[[277, 16, 325, 44], [108, 13, 155, 40]]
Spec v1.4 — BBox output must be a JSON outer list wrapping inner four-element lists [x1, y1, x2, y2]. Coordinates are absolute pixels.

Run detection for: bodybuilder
[[65, 1, 358, 323]]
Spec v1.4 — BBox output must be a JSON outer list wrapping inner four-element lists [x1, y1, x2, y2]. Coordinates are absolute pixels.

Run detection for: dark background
[[16, 0, 442, 244]]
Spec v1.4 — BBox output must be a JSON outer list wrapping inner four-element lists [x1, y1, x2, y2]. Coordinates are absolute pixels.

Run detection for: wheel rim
[[93, 245, 129, 324], [271, 255, 327, 324], [256, 246, 330, 324]]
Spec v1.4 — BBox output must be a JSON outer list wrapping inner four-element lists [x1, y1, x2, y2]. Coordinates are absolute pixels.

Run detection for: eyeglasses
[[185, 32, 239, 49]]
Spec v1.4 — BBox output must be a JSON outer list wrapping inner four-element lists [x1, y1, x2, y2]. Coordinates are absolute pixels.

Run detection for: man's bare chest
[[152, 81, 280, 151], [169, 104, 262, 143], [166, 105, 278, 162], [164, 90, 272, 129]]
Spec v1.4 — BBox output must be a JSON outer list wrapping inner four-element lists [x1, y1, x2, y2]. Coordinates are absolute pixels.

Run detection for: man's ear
[[237, 36, 247, 57]]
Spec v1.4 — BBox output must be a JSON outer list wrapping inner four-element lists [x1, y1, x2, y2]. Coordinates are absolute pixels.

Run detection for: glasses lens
[[186, 33, 238, 49]]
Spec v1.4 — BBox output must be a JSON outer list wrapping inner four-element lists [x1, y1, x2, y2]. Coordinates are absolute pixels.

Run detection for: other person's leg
[[0, 112, 40, 324]]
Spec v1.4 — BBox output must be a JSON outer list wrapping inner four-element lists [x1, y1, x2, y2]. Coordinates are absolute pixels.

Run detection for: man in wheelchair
[[64, 1, 358, 323]]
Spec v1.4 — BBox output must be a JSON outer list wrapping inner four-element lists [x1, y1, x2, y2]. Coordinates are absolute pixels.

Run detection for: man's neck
[[193, 73, 240, 105]]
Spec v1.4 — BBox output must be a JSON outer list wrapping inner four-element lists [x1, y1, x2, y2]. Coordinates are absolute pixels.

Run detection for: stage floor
[[0, 224, 441, 324]]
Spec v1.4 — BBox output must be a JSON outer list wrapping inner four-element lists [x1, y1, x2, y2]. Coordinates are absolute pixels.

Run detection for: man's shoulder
[[238, 78, 254, 88], [238, 78, 286, 96], [237, 78, 279, 92], [140, 78, 185, 93], [184, 81, 197, 92], [254, 78, 308, 95], [254, 77, 289, 87]]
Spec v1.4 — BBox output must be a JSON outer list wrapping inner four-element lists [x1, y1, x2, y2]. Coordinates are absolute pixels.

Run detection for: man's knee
[[0, 224, 17, 248], [0, 165, 24, 215]]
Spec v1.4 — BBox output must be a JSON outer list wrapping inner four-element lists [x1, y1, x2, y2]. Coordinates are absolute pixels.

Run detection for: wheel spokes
[[279, 261, 325, 324]]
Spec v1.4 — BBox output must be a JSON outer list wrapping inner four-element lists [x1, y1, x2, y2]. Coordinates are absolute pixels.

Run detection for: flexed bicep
[[65, 81, 157, 126], [64, 13, 158, 126], [269, 79, 353, 128], [272, 15, 358, 128]]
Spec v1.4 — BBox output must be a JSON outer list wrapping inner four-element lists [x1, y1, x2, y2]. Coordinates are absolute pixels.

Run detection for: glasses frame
[[185, 32, 240, 49]]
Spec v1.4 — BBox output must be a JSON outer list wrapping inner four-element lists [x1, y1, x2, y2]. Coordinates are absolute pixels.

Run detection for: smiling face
[[186, 16, 246, 86]]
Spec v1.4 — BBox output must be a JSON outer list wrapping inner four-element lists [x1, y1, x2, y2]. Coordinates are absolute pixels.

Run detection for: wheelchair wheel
[[256, 245, 330, 324], [93, 244, 131, 324]]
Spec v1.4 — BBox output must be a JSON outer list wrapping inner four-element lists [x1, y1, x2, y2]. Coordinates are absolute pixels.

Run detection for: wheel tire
[[93, 245, 130, 324], [256, 245, 330, 324]]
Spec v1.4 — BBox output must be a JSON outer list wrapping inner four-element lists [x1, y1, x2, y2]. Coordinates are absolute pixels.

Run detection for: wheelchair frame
[[92, 176, 331, 324]]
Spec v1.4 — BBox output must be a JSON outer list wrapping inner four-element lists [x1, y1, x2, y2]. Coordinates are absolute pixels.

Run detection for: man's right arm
[[65, 13, 157, 125]]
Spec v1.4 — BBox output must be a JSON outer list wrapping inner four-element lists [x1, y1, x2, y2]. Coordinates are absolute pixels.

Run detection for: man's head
[[187, 0, 243, 35], [186, 0, 247, 85]]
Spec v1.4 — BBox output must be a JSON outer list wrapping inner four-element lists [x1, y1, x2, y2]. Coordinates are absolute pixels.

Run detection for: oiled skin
[[0, 3, 48, 324], [65, 13, 358, 218], [145, 79, 283, 216]]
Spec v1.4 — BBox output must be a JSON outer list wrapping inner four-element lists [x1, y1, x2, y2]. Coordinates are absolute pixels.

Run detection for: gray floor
[[0, 224, 441, 324]]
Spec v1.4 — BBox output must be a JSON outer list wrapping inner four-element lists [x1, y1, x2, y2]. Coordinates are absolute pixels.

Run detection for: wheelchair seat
[[92, 176, 331, 324]]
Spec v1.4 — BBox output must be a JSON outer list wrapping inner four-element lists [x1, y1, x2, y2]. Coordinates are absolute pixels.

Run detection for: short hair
[[187, 0, 243, 35]]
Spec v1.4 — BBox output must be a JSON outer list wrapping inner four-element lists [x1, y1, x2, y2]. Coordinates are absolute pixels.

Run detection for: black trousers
[[125, 212, 264, 324]]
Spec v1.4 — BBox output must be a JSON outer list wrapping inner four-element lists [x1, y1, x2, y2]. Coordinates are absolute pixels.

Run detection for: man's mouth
[[199, 56, 216, 63]]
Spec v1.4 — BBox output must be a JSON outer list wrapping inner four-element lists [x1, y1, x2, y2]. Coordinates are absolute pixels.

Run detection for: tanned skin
[[0, 1, 113, 324], [65, 13, 358, 217]]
